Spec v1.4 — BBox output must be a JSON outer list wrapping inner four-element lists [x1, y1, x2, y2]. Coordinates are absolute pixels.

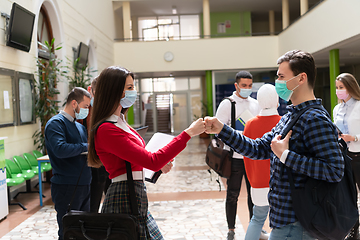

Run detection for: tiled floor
[[0, 135, 268, 240]]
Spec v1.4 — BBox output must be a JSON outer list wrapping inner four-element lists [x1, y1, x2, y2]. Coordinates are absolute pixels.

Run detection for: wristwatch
[[355, 136, 358, 142]]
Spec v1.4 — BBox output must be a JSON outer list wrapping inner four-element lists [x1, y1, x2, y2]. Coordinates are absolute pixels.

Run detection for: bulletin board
[[0, 69, 15, 127]]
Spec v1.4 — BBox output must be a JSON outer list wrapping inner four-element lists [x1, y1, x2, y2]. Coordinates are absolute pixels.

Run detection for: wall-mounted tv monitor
[[6, 3, 36, 52], [76, 42, 90, 69]]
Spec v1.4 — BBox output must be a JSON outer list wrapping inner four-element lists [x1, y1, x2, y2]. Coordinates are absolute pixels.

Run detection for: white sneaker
[[260, 229, 270, 240]]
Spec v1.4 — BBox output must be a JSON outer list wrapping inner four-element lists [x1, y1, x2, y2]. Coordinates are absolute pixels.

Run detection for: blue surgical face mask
[[275, 74, 300, 102], [239, 88, 252, 98], [120, 90, 137, 108], [90, 97, 94, 107], [74, 103, 89, 120]]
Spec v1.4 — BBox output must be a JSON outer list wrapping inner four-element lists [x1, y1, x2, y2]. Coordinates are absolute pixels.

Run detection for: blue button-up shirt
[[218, 99, 344, 228]]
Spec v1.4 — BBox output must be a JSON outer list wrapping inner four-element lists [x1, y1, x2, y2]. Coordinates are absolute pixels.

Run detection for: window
[[138, 15, 200, 41], [17, 72, 35, 124]]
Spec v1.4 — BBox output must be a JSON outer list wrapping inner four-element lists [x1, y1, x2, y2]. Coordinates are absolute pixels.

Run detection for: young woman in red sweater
[[88, 66, 205, 239]]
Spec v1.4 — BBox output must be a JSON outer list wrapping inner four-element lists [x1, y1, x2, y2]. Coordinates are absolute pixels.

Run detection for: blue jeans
[[245, 205, 269, 240], [269, 221, 316, 240]]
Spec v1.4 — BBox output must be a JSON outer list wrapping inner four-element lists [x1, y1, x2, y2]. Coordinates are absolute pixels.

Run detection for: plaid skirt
[[101, 181, 163, 240]]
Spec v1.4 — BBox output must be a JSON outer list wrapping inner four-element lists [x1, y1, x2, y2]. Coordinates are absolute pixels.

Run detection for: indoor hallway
[[0, 135, 270, 240]]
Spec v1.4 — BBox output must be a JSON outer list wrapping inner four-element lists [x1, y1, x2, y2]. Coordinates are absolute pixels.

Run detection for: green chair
[[32, 150, 52, 182], [13, 155, 38, 175], [5, 159, 33, 180], [5, 167, 27, 210], [24, 153, 52, 173], [32, 150, 49, 167], [9, 157, 43, 198]]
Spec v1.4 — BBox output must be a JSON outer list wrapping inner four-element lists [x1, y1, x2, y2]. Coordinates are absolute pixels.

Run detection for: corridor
[[0, 136, 268, 239]]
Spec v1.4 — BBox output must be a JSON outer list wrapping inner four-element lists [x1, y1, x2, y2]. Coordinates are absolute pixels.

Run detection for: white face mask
[[120, 90, 137, 108], [74, 102, 89, 119]]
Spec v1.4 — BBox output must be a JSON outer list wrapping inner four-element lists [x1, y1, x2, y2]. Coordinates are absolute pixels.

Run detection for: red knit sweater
[[95, 122, 191, 179], [243, 115, 281, 188]]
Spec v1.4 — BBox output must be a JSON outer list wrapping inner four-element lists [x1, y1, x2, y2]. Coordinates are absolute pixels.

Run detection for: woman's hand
[[204, 117, 224, 134], [340, 134, 356, 142], [184, 118, 205, 137], [161, 161, 173, 174]]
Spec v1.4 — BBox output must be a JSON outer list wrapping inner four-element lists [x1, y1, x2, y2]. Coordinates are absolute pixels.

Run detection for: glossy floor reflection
[[0, 135, 266, 240]]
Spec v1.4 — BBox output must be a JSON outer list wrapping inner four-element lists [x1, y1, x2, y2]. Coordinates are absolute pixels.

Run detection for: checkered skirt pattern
[[101, 181, 163, 240]]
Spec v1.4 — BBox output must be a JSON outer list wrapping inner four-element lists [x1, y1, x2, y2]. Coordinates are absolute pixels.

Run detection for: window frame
[[0, 68, 16, 128], [14, 71, 36, 125]]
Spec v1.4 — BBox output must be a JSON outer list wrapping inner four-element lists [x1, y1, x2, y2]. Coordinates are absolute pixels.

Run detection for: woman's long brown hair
[[88, 66, 134, 167]]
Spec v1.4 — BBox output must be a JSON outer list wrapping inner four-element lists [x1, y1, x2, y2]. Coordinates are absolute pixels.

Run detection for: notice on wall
[[217, 23, 226, 33], [225, 20, 231, 28], [3, 91, 10, 109]]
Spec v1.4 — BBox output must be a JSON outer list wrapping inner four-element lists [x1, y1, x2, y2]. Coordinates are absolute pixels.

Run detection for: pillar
[[300, 0, 309, 16], [205, 70, 213, 116], [127, 105, 134, 125], [282, 0, 289, 29], [269, 10, 275, 35], [123, 1, 131, 41], [329, 49, 340, 119], [203, 0, 211, 38]]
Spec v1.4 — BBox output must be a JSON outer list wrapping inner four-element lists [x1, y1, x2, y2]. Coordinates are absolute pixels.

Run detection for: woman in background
[[87, 66, 205, 239], [333, 73, 360, 240]]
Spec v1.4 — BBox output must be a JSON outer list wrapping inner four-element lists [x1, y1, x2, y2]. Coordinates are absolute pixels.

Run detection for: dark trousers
[[349, 151, 360, 234], [51, 183, 90, 240], [226, 158, 253, 230], [90, 166, 111, 213]]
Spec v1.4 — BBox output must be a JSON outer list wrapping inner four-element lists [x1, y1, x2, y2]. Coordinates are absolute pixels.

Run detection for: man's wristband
[[355, 136, 358, 142]]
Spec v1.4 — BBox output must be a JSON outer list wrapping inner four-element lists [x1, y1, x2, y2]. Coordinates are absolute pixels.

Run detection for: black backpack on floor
[[282, 104, 358, 240]]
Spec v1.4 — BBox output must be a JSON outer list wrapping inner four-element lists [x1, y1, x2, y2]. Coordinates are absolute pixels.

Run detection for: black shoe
[[227, 231, 235, 240]]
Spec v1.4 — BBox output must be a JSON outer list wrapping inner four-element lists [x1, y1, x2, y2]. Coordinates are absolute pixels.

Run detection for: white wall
[[278, 0, 360, 55], [0, 0, 115, 159], [114, 36, 279, 73]]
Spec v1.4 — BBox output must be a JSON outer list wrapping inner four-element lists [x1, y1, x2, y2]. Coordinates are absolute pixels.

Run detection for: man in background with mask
[[45, 87, 91, 240], [205, 50, 344, 239], [215, 71, 265, 240]]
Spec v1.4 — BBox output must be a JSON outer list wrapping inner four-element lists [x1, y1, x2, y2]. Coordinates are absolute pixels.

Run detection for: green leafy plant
[[193, 100, 209, 120], [66, 57, 97, 90], [32, 39, 67, 153]]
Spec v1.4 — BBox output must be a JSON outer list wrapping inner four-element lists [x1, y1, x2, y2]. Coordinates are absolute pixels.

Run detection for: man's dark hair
[[66, 87, 91, 105], [235, 71, 253, 83], [277, 50, 317, 89], [91, 76, 98, 94]]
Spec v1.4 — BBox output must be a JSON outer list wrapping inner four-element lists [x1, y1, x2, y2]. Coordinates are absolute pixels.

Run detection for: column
[[205, 70, 213, 116], [123, 1, 131, 41], [329, 49, 340, 119], [300, 0, 309, 16], [127, 106, 134, 125], [269, 10, 275, 35], [282, 0, 290, 29], [203, 0, 211, 38]]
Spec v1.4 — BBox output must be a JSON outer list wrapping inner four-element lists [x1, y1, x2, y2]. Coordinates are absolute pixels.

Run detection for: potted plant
[[66, 57, 97, 91], [32, 39, 67, 153]]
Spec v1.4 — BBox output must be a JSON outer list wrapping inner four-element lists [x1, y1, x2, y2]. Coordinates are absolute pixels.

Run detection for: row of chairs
[[5, 150, 52, 210]]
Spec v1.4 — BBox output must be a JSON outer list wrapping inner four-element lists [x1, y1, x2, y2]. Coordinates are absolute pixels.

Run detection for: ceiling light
[[172, 6, 177, 14]]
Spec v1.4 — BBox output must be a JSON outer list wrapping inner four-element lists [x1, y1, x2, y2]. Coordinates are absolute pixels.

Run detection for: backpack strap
[[223, 97, 236, 129], [280, 104, 326, 139]]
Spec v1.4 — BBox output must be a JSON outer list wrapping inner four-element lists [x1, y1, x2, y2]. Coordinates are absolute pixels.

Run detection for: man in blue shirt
[[45, 87, 91, 240], [205, 50, 344, 239]]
